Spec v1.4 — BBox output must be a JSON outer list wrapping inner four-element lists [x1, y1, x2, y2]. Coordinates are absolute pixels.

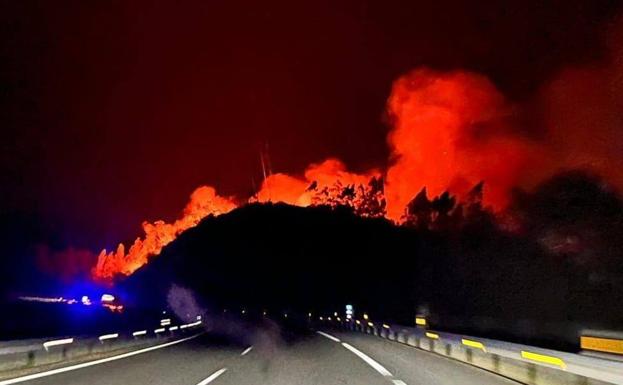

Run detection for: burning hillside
[[93, 64, 623, 281]]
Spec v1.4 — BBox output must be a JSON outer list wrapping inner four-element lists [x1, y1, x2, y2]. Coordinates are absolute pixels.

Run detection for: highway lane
[[219, 331, 387, 385], [326, 330, 519, 385], [10, 334, 242, 385], [4, 326, 518, 385]]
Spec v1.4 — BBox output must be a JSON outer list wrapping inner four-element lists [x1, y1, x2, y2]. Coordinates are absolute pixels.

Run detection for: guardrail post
[[528, 363, 537, 384]]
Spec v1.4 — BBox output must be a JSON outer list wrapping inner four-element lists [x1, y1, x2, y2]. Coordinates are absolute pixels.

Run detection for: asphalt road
[[6, 327, 518, 385]]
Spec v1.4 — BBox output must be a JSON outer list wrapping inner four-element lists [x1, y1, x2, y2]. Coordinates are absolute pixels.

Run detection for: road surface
[[3, 327, 518, 385]]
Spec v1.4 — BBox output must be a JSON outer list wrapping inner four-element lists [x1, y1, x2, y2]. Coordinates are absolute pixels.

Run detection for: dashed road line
[[316, 330, 410, 384], [341, 342, 393, 377], [241, 346, 253, 356], [316, 331, 341, 342], [196, 368, 227, 385]]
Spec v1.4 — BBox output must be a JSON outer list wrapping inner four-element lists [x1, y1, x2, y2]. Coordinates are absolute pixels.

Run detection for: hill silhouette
[[120, 203, 418, 320], [120, 172, 623, 350]]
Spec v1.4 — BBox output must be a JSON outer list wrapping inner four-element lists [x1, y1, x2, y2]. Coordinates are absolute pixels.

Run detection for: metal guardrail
[[326, 319, 623, 385], [0, 318, 203, 375]]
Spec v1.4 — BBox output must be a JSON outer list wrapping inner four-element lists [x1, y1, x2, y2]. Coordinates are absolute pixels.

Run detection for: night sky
[[1, 0, 621, 253]]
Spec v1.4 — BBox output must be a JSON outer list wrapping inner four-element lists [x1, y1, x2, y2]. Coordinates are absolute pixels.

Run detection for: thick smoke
[[384, 15, 623, 219], [384, 68, 541, 220], [91, 17, 623, 281], [509, 170, 623, 269], [530, 16, 623, 192], [166, 284, 204, 323]]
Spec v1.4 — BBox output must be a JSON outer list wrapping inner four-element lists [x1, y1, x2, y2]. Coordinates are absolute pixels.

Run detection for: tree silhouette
[[430, 191, 456, 230], [403, 187, 432, 229]]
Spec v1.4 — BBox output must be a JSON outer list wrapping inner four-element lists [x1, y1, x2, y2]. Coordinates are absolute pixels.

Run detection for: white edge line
[[0, 334, 202, 385], [316, 331, 341, 342], [241, 346, 253, 356], [392, 380, 408, 385], [196, 367, 227, 385], [341, 342, 393, 377]]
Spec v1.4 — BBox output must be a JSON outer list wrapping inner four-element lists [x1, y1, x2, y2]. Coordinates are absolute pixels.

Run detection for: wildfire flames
[[93, 186, 236, 280], [92, 65, 621, 281], [255, 158, 380, 206], [384, 69, 541, 220]]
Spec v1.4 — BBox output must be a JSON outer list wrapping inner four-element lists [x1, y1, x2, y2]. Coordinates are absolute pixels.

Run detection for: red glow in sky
[[3, 1, 623, 283]]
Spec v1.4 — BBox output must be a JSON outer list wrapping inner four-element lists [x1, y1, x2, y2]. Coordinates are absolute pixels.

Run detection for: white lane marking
[[392, 380, 408, 385], [0, 334, 202, 385], [43, 338, 74, 350], [132, 330, 147, 337], [241, 346, 253, 356], [196, 368, 227, 385], [154, 328, 166, 333], [341, 342, 393, 377], [316, 331, 341, 342]]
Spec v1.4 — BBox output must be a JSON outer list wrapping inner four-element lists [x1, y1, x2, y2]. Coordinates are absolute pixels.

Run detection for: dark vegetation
[[122, 170, 623, 350]]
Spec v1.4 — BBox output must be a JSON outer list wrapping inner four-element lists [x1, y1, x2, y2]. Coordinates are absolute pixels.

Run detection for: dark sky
[[1, 0, 621, 251]]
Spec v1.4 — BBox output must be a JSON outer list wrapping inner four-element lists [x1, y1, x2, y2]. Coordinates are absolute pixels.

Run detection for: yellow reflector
[[415, 317, 427, 326], [581, 336, 623, 355], [521, 351, 566, 369], [462, 338, 486, 352], [382, 324, 390, 329], [426, 332, 439, 339], [367, 322, 374, 327]]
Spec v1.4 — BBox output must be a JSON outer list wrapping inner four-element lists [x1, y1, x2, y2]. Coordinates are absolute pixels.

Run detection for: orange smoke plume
[[384, 68, 540, 220], [91, 60, 623, 281], [92, 186, 236, 280]]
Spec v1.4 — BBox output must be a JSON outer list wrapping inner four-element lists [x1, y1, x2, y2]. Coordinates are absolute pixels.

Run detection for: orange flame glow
[[384, 69, 539, 220], [256, 158, 380, 206], [93, 186, 236, 280], [93, 67, 613, 282]]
